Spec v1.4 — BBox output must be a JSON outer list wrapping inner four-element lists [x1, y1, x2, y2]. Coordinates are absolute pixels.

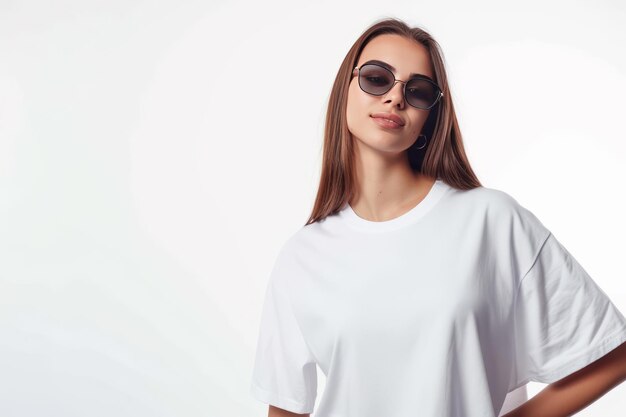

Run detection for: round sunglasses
[[353, 63, 444, 110]]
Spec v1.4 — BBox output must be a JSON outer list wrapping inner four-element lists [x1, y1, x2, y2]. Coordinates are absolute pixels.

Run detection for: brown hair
[[304, 17, 482, 226]]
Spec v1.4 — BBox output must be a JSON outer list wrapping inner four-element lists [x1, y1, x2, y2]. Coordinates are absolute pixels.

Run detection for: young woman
[[250, 17, 626, 417]]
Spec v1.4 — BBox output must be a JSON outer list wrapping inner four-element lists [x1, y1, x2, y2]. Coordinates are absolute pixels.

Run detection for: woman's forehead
[[359, 35, 433, 79]]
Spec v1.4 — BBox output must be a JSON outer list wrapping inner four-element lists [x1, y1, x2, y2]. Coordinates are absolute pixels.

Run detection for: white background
[[1, 0, 625, 416]]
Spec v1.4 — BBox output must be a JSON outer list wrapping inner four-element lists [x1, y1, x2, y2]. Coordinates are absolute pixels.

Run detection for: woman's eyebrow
[[362, 59, 434, 82]]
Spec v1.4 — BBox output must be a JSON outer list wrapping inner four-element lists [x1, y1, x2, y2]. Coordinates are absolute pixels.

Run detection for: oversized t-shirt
[[250, 178, 626, 417]]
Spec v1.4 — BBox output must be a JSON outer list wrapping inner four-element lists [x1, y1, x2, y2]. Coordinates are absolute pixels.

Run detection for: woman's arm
[[502, 341, 626, 417], [268, 405, 309, 417]]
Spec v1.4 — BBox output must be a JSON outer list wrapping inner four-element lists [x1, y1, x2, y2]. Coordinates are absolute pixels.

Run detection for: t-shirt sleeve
[[511, 231, 626, 388], [250, 246, 318, 414]]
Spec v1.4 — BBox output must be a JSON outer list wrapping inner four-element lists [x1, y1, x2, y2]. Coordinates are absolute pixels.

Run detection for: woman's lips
[[370, 112, 405, 125], [370, 115, 403, 129]]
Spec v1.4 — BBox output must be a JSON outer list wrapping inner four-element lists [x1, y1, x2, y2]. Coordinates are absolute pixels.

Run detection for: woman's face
[[346, 34, 436, 155]]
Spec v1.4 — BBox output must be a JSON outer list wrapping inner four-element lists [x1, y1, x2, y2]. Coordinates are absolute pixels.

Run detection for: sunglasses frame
[[352, 63, 444, 110]]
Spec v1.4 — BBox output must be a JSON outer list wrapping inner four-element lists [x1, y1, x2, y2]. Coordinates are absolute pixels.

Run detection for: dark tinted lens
[[406, 78, 439, 109], [358, 64, 441, 109], [358, 64, 394, 95]]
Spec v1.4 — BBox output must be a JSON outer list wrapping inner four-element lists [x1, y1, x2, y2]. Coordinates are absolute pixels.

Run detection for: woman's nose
[[384, 81, 406, 107]]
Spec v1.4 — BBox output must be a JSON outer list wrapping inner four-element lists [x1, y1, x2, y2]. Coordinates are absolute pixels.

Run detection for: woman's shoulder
[[444, 182, 526, 214], [449, 182, 548, 231]]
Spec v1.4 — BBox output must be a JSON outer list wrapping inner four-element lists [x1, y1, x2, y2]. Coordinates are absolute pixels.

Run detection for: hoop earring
[[415, 134, 428, 150]]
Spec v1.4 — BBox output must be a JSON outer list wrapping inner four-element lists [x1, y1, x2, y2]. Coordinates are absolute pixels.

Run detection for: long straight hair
[[304, 17, 481, 226]]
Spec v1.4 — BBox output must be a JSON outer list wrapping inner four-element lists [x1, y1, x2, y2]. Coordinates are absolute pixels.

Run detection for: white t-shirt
[[250, 178, 626, 417]]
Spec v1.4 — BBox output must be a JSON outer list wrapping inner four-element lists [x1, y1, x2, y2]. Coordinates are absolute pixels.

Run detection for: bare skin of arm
[[502, 341, 626, 417], [268, 405, 309, 417]]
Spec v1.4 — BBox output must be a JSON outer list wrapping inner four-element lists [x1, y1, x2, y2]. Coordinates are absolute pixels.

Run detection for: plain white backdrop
[[0, 0, 625, 416]]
